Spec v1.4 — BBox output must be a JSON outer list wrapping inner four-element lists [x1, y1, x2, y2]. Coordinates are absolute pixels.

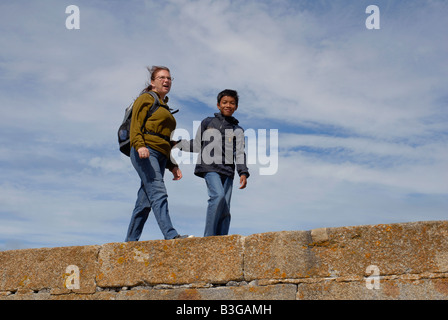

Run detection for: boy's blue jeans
[[204, 172, 233, 237], [125, 147, 179, 241]]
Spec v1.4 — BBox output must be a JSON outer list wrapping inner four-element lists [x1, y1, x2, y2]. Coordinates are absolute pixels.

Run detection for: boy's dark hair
[[217, 89, 239, 106]]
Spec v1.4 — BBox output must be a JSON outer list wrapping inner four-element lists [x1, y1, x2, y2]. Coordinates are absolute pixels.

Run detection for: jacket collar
[[152, 90, 169, 104], [214, 112, 239, 125]]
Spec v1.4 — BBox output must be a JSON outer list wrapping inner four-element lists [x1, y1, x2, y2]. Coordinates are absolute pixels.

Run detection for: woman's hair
[[217, 89, 239, 106], [142, 66, 171, 93]]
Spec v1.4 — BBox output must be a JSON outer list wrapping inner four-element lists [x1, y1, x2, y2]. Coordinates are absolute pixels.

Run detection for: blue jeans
[[204, 172, 233, 237], [125, 147, 179, 241]]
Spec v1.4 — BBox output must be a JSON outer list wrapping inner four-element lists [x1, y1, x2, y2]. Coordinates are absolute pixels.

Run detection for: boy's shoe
[[173, 234, 194, 240]]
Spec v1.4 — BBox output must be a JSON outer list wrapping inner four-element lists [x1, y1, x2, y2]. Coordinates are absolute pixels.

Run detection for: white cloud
[[0, 0, 447, 250], [155, 0, 448, 141]]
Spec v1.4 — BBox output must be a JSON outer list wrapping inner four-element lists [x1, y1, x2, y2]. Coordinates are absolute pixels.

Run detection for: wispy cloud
[[0, 0, 446, 250]]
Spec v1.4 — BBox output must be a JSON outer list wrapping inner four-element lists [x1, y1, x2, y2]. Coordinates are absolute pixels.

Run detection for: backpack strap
[[141, 91, 174, 142], [140, 91, 161, 133], [142, 91, 178, 119]]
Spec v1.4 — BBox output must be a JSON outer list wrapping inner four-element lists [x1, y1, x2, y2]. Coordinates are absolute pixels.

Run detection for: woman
[[125, 66, 188, 241]]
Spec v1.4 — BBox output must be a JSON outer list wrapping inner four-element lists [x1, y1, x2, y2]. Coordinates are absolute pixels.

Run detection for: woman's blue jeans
[[203, 172, 233, 237], [125, 147, 179, 241]]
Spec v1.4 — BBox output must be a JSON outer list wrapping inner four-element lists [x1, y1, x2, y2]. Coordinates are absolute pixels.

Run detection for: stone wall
[[1, 220, 447, 300]]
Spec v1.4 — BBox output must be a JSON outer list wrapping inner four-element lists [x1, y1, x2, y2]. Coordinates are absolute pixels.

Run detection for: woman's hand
[[137, 147, 150, 159], [171, 166, 183, 181]]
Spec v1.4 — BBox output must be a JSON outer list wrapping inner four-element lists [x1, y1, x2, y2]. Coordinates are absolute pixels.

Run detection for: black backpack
[[118, 91, 178, 157]]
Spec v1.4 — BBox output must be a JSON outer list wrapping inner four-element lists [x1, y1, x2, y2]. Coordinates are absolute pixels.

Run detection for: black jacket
[[178, 113, 250, 179]]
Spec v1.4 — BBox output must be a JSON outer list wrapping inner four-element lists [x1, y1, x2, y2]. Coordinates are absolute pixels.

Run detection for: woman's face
[[151, 69, 172, 98]]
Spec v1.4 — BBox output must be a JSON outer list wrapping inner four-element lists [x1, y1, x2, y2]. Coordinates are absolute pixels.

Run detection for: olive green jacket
[[130, 91, 177, 169]]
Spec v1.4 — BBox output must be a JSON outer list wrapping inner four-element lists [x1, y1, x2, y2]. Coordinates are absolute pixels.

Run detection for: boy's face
[[217, 96, 238, 117]]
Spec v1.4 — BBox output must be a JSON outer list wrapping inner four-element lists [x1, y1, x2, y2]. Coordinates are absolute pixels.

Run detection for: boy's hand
[[170, 140, 179, 148], [170, 139, 182, 149], [171, 166, 183, 181], [239, 175, 247, 189]]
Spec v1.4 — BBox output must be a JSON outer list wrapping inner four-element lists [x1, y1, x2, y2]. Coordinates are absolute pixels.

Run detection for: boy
[[175, 89, 250, 237]]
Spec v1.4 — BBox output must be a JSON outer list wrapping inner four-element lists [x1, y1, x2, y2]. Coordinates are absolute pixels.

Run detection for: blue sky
[[1, 0, 447, 250]]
